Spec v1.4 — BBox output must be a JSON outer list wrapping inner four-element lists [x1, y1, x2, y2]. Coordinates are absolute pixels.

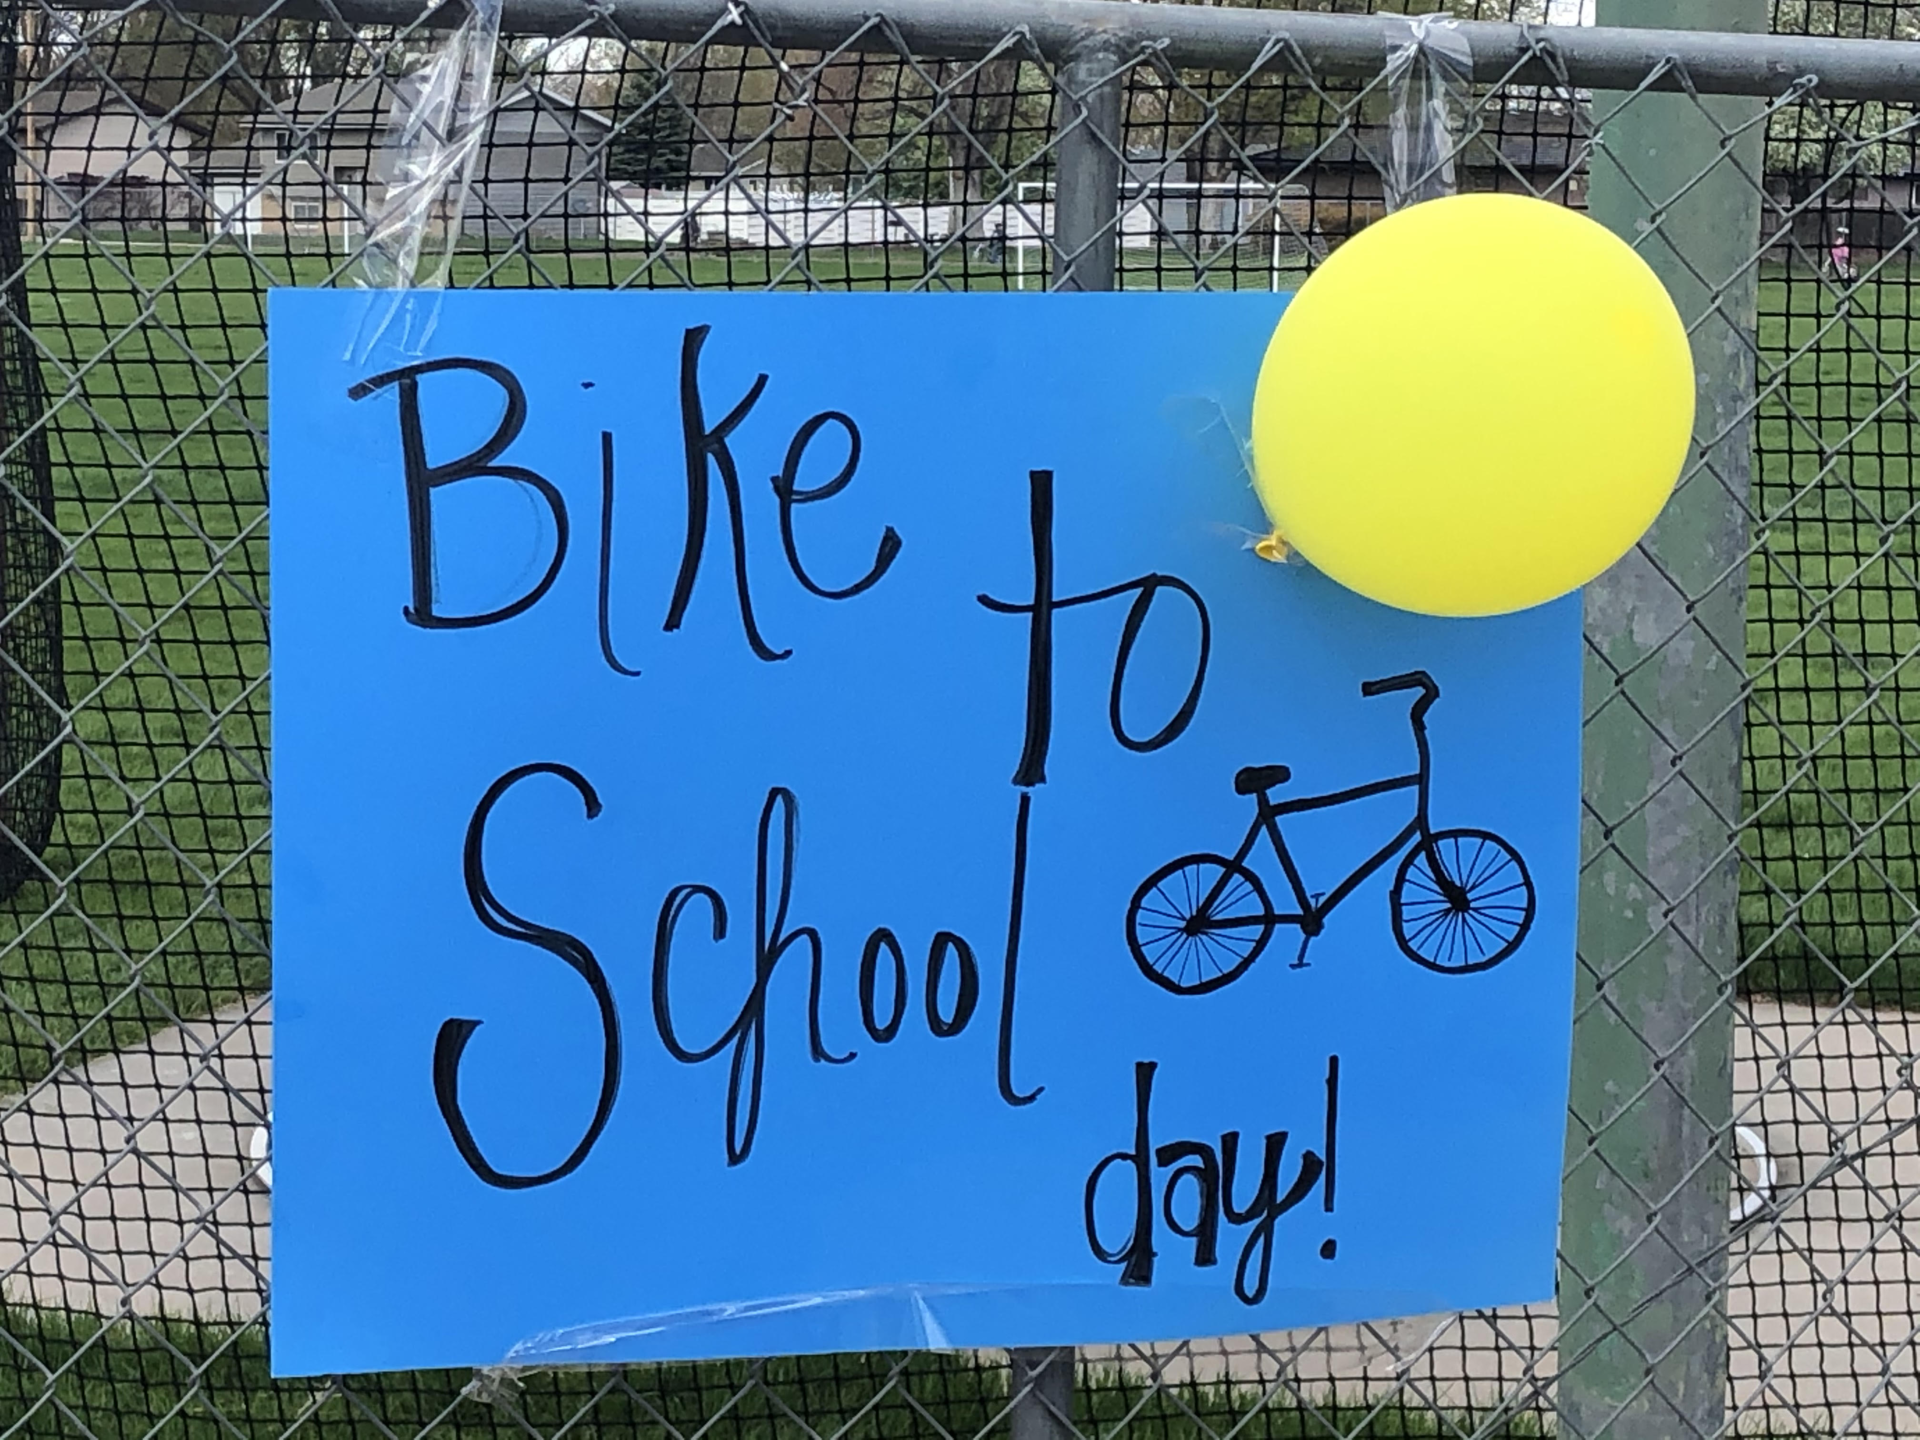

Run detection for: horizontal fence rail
[[120, 0, 1920, 97]]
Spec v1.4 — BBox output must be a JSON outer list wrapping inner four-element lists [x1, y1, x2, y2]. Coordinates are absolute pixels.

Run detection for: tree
[[928, 56, 1025, 240], [606, 71, 694, 189]]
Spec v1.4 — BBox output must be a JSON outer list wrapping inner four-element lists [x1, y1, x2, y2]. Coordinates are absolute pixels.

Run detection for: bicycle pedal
[[1291, 895, 1326, 969]]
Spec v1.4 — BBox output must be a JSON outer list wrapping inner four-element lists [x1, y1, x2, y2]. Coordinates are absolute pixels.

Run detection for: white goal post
[[990, 178, 1318, 290]]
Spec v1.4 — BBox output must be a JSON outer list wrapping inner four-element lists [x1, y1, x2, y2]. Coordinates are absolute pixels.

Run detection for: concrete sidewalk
[[0, 998, 269, 1321]]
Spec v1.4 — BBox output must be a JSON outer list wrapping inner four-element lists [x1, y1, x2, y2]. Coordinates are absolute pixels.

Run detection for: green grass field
[[1741, 268, 1920, 1004], [4, 1303, 1548, 1440], [0, 239, 1915, 1101]]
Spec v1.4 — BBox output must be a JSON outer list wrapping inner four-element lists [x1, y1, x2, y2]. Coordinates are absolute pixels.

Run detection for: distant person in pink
[[1828, 228, 1855, 281]]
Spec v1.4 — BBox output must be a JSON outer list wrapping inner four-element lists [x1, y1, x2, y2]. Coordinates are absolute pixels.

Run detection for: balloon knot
[[1253, 529, 1292, 564]]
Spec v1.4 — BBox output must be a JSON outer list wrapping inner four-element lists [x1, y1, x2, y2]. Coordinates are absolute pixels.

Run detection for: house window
[[290, 200, 323, 220], [334, 166, 366, 185], [274, 130, 292, 161]]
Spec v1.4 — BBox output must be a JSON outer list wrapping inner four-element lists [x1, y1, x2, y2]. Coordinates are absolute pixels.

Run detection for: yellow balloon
[[1250, 192, 1693, 617]]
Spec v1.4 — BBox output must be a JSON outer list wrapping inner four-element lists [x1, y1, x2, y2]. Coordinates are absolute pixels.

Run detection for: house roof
[[29, 83, 207, 136], [1246, 128, 1585, 182], [266, 75, 609, 134], [1243, 101, 1591, 180]]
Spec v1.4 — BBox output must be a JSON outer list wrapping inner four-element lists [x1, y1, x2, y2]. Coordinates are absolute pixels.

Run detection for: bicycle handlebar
[[1360, 670, 1439, 702]]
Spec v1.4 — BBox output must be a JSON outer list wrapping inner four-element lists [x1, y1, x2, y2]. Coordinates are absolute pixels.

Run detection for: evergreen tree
[[606, 74, 694, 189]]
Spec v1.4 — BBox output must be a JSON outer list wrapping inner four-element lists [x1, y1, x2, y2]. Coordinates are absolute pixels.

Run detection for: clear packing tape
[[1381, 14, 1472, 214], [348, 0, 503, 353], [1252, 13, 1470, 565], [494, 1282, 1453, 1368], [360, 0, 502, 288]]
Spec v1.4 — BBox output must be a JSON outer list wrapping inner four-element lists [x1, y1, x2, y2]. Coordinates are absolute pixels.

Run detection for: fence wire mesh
[[1, 0, 1919, 1437]]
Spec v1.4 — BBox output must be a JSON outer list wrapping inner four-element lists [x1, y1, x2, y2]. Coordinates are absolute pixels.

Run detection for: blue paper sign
[[269, 290, 1581, 1377]]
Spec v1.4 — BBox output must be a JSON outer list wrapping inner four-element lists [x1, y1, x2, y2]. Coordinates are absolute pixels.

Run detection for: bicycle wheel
[[1127, 853, 1275, 995], [1390, 829, 1535, 974]]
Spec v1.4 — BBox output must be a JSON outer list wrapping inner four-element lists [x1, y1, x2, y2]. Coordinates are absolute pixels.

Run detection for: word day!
[[1086, 1058, 1341, 1305]]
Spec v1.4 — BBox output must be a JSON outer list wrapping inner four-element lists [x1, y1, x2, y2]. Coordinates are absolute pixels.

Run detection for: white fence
[[605, 182, 1314, 264], [606, 185, 955, 247]]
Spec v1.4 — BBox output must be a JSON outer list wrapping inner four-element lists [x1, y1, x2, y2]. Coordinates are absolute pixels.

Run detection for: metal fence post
[[1557, 2, 1766, 1438], [998, 36, 1123, 1438], [1051, 32, 1125, 291], [1009, 1346, 1074, 1440]]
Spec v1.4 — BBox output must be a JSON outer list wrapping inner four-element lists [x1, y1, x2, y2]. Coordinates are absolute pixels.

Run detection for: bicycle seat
[[1233, 764, 1292, 795]]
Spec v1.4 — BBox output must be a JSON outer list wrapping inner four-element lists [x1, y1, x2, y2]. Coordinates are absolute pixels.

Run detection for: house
[[470, 83, 611, 238], [220, 74, 612, 243], [24, 86, 203, 228], [199, 144, 336, 242], [1765, 164, 1920, 259], [1245, 101, 1589, 238], [686, 141, 732, 193]]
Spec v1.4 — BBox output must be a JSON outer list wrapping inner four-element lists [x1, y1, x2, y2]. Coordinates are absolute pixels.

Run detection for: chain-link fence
[[3, 0, 1920, 1436]]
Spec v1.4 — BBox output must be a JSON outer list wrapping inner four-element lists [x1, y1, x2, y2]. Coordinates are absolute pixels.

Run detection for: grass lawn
[[1741, 264, 1920, 1004], [3, 1303, 1549, 1440], [0, 236, 1915, 1103]]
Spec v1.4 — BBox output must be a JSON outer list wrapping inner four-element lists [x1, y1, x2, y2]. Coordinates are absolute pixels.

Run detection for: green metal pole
[[1052, 31, 1125, 291], [1558, 3, 1765, 1438]]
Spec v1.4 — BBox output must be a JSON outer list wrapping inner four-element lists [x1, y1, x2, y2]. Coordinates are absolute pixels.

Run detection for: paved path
[[0, 998, 269, 1321], [2, 996, 1915, 1437]]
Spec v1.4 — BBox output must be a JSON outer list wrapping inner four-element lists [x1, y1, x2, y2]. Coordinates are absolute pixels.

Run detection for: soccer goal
[[992, 178, 1318, 290]]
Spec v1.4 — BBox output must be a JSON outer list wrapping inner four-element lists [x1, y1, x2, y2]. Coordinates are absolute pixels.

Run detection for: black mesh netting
[[3, 2, 1920, 1438], [0, 0, 61, 908]]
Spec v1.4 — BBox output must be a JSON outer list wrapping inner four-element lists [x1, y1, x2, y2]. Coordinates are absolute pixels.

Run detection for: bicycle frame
[[1200, 677, 1443, 937]]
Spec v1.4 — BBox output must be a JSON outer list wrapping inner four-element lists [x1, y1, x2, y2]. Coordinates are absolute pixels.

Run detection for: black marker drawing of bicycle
[[1124, 671, 1536, 995]]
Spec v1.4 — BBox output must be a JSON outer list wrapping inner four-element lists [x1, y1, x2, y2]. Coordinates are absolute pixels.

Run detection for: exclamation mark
[[1318, 1054, 1340, 1260]]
